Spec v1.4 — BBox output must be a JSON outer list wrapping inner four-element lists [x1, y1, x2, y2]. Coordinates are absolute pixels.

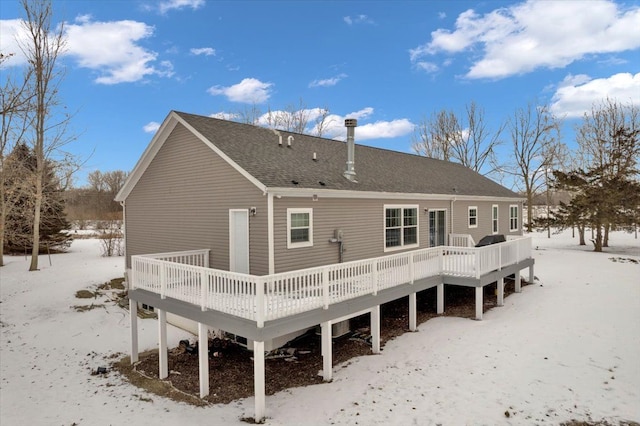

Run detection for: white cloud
[[209, 112, 239, 121], [157, 0, 204, 14], [343, 15, 375, 25], [66, 16, 164, 84], [143, 121, 161, 133], [550, 72, 640, 118], [1, 16, 168, 84], [190, 47, 215, 56], [317, 108, 412, 141], [0, 19, 27, 67], [410, 0, 640, 79], [355, 119, 415, 140], [415, 61, 439, 73], [309, 73, 347, 88], [207, 78, 273, 103]]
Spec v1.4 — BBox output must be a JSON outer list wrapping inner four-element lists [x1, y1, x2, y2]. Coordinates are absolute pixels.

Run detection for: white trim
[[116, 112, 267, 201], [287, 208, 313, 249], [383, 204, 419, 252], [468, 206, 478, 229], [268, 187, 524, 202], [492, 204, 499, 235], [229, 209, 250, 273], [267, 193, 274, 274], [509, 204, 519, 232]]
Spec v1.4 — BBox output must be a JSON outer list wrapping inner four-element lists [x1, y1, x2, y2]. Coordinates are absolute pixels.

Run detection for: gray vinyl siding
[[125, 124, 269, 275], [273, 197, 451, 273], [451, 200, 523, 243]]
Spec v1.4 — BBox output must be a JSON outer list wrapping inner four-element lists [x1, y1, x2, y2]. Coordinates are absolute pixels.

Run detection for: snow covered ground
[[1, 231, 638, 425]]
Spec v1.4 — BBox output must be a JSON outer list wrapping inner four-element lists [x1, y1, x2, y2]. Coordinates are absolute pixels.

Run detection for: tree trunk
[[603, 223, 610, 247], [29, 170, 43, 270], [526, 196, 533, 232], [593, 225, 603, 252], [578, 224, 586, 245]]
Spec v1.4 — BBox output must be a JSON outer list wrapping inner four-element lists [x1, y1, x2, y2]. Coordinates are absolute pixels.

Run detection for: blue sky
[[1, 0, 639, 187]]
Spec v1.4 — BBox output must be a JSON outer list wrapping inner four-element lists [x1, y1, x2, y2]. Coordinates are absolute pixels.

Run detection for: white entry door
[[229, 209, 250, 273]]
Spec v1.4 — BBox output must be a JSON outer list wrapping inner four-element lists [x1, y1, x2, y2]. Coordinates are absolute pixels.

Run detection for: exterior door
[[229, 209, 250, 273], [429, 209, 446, 247]]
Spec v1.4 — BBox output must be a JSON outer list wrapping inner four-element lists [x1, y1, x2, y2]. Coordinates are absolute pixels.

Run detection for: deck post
[[253, 340, 265, 422], [437, 283, 444, 314], [475, 287, 483, 320], [158, 309, 168, 379], [497, 278, 504, 307], [321, 321, 332, 381], [409, 292, 417, 332], [129, 299, 139, 363], [371, 305, 381, 354], [516, 269, 522, 293], [198, 322, 209, 398], [528, 264, 534, 285]]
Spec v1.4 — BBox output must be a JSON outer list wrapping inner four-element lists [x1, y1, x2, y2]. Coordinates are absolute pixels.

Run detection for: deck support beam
[[409, 293, 417, 332], [158, 309, 168, 379], [528, 264, 534, 286], [253, 340, 265, 422], [497, 278, 504, 307], [129, 299, 138, 364], [371, 305, 381, 354], [198, 322, 209, 398], [321, 321, 332, 381], [516, 270, 522, 293], [475, 287, 483, 320], [437, 283, 444, 314]]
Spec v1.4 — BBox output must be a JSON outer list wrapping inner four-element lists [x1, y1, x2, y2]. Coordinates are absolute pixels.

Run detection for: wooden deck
[[127, 236, 535, 421]]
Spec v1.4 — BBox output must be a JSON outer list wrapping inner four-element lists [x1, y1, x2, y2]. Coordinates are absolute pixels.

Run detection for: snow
[[1, 231, 639, 425]]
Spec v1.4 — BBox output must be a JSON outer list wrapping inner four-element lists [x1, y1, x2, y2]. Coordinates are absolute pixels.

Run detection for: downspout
[[267, 192, 274, 274], [120, 201, 128, 283]]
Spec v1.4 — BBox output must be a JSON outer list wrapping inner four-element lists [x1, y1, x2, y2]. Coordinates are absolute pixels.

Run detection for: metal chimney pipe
[[344, 118, 357, 182]]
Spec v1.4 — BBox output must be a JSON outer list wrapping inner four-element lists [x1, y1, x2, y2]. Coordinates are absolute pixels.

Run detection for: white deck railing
[[131, 237, 532, 327]]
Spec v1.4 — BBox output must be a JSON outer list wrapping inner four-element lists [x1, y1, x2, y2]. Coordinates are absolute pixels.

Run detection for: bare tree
[[312, 107, 333, 138], [0, 53, 33, 266], [411, 109, 457, 161], [18, 0, 72, 271], [412, 101, 503, 176], [502, 102, 562, 232]]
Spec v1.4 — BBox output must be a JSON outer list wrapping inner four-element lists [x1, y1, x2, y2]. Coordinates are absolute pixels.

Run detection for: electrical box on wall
[[334, 229, 343, 241]]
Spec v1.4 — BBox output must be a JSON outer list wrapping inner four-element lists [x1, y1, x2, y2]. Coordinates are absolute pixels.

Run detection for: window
[[492, 205, 499, 234], [384, 205, 418, 251], [468, 206, 478, 228], [509, 205, 519, 231], [287, 208, 313, 248]]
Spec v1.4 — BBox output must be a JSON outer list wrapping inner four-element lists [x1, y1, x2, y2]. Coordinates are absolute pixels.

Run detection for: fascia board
[[267, 187, 525, 203]]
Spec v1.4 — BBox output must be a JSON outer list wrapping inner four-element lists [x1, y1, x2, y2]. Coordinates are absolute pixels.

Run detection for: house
[[115, 111, 534, 421]]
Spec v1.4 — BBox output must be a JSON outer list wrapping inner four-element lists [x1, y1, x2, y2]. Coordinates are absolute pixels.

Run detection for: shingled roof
[[173, 111, 519, 199]]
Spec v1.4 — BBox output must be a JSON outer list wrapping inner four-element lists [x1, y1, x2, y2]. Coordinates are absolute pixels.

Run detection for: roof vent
[[343, 119, 358, 182], [287, 135, 294, 147]]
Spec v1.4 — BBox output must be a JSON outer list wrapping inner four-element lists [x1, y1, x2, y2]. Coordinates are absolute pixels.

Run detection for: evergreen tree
[[551, 126, 639, 252], [3, 143, 71, 253]]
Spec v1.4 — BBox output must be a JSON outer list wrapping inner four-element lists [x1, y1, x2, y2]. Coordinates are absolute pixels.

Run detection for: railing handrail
[[131, 236, 532, 325]]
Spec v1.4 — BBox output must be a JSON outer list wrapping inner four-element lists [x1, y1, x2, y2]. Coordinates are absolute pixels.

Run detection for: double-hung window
[[509, 205, 519, 232], [384, 205, 418, 251], [287, 208, 313, 248], [468, 206, 478, 228], [492, 205, 499, 234]]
